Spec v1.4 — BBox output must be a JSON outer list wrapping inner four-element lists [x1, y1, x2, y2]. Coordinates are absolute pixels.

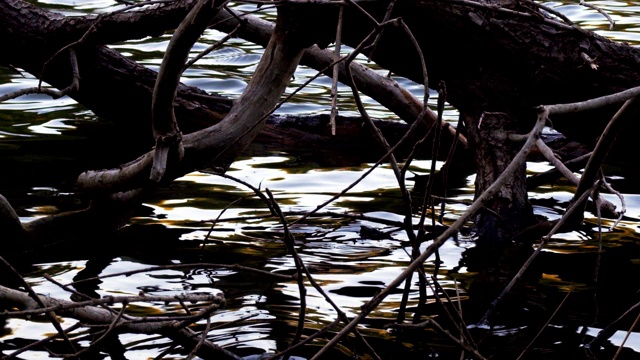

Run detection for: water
[[1, 1, 640, 359]]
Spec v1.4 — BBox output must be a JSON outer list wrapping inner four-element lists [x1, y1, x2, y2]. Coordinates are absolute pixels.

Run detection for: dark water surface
[[1, 1, 640, 359]]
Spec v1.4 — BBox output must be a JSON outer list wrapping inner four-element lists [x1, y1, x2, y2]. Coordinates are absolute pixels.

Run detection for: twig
[[439, 114, 463, 223], [329, 4, 344, 135], [205, 172, 277, 215], [589, 301, 640, 349], [266, 189, 307, 348], [428, 276, 477, 349], [0, 256, 77, 353], [534, 139, 580, 184], [184, 21, 244, 70], [186, 315, 211, 360], [545, 85, 640, 115], [580, 0, 615, 30], [1, 290, 225, 318], [527, 151, 591, 190], [40, 0, 179, 85], [289, 20, 419, 228], [310, 110, 548, 360], [3, 323, 83, 359], [566, 97, 638, 227], [515, 289, 572, 360], [612, 310, 640, 360], [401, 82, 446, 324], [202, 196, 245, 249], [478, 181, 597, 326], [593, 174, 603, 283], [266, 188, 381, 360], [53, 305, 127, 359], [367, 0, 397, 61], [534, 139, 617, 215], [387, 317, 487, 360], [395, 116, 435, 324], [0, 50, 80, 103], [601, 175, 626, 229], [188, 210, 435, 229]]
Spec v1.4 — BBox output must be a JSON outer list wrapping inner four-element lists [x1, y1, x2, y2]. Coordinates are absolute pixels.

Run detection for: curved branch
[[211, 7, 466, 145], [150, 0, 226, 182], [77, 4, 314, 193], [0, 284, 238, 359]]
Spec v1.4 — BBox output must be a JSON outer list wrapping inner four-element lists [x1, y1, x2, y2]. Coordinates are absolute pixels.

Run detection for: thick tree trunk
[[340, 0, 640, 145], [464, 112, 535, 243]]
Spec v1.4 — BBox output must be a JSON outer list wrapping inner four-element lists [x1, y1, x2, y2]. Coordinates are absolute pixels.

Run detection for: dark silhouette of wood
[[1, 0, 637, 244]]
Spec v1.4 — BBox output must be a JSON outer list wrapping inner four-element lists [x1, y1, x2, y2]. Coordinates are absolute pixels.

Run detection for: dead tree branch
[[311, 109, 548, 360]]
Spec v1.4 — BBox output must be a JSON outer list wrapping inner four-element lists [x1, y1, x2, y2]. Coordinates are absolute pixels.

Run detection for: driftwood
[[0, 0, 633, 247], [1, 1, 639, 358]]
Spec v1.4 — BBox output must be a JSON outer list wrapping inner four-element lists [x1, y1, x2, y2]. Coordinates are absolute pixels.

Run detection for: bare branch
[[580, 0, 615, 30], [311, 111, 548, 360], [78, 5, 312, 193]]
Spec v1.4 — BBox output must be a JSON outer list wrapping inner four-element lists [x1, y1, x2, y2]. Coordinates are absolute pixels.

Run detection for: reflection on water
[[1, 0, 640, 359]]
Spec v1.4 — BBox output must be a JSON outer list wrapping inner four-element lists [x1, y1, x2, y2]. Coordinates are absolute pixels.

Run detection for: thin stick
[[329, 4, 345, 135], [612, 311, 640, 360], [601, 176, 626, 229], [4, 323, 83, 359], [310, 111, 548, 360], [0, 256, 77, 353], [516, 289, 572, 360], [50, 305, 127, 359], [566, 97, 637, 227], [535, 139, 617, 215], [202, 196, 245, 249], [186, 315, 212, 360], [367, 0, 397, 61], [184, 22, 244, 69], [546, 85, 640, 115], [590, 301, 640, 348], [580, 0, 615, 30], [479, 181, 597, 325], [388, 317, 487, 360], [266, 189, 307, 348]]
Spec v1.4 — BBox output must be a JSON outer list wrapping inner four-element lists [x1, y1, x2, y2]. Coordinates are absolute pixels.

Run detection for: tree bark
[[329, 0, 639, 241], [2, 0, 638, 245], [339, 0, 640, 146], [464, 112, 534, 243]]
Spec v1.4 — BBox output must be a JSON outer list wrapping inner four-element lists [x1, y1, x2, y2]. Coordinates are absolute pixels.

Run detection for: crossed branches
[[0, 0, 636, 359]]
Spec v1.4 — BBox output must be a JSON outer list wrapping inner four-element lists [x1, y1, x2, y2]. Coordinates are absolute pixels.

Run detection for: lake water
[[1, 1, 640, 359]]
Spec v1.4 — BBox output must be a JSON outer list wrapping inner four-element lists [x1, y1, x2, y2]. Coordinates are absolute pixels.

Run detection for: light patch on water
[[0, 130, 32, 137], [527, 161, 556, 174], [581, 326, 640, 353], [28, 118, 75, 135]]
